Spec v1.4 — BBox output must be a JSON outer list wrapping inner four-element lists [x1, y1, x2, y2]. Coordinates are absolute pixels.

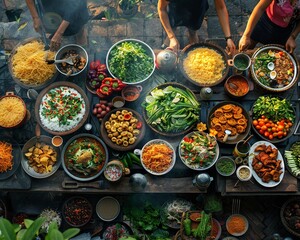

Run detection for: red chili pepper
[[111, 79, 127, 91], [97, 84, 112, 96], [89, 60, 101, 70]]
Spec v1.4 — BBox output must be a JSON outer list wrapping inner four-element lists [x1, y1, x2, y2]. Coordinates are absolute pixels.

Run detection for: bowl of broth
[[96, 196, 120, 221]]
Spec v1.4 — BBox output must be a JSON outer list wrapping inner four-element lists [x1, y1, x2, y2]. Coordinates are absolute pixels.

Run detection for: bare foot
[[188, 29, 199, 45]]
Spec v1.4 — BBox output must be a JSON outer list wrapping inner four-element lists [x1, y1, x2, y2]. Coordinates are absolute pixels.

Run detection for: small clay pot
[[224, 75, 250, 98], [121, 85, 142, 102]]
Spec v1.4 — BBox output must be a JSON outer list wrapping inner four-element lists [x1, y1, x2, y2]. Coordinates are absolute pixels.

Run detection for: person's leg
[[75, 25, 88, 46], [188, 29, 199, 45]]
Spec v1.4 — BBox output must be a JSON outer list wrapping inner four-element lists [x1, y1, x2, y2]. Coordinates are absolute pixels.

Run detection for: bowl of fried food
[[179, 42, 229, 87], [8, 37, 57, 90], [21, 135, 61, 178], [55, 44, 88, 76]]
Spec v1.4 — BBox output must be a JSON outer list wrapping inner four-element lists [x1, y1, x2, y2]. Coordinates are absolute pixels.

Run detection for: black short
[[251, 11, 294, 46]]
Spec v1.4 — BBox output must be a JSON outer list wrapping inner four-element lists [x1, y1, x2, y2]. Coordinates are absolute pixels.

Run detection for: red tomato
[[269, 134, 274, 140], [273, 132, 278, 137], [261, 125, 267, 131], [253, 120, 258, 126], [136, 121, 143, 129], [271, 127, 277, 132], [277, 131, 284, 137], [256, 125, 261, 130], [259, 129, 264, 135], [261, 115, 266, 119], [259, 121, 265, 127], [277, 125, 284, 131], [266, 123, 271, 128], [264, 131, 270, 137]]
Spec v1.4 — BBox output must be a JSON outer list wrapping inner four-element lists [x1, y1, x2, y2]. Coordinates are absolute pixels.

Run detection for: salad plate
[[179, 131, 219, 171], [248, 141, 284, 188]]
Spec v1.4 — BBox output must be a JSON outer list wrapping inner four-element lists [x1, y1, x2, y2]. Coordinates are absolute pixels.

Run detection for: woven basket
[[180, 211, 215, 240], [280, 197, 300, 238]]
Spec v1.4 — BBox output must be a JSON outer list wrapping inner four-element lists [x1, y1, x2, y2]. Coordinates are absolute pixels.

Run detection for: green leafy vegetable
[[142, 85, 200, 133], [108, 41, 154, 83], [252, 96, 295, 122], [192, 211, 212, 239]]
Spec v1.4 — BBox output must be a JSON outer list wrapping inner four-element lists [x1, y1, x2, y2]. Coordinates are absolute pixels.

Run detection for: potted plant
[[117, 0, 141, 18]]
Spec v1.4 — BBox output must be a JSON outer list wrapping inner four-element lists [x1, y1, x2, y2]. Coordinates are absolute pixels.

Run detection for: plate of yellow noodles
[[8, 37, 58, 90], [0, 135, 21, 180], [179, 42, 229, 87]]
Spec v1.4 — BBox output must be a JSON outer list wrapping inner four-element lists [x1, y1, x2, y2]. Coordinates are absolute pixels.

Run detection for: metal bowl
[[61, 133, 108, 181], [55, 44, 88, 76], [8, 37, 58, 90], [21, 135, 61, 179], [250, 44, 299, 92], [280, 197, 300, 238], [215, 156, 236, 177], [106, 39, 156, 85], [35, 81, 90, 136], [179, 42, 229, 87]]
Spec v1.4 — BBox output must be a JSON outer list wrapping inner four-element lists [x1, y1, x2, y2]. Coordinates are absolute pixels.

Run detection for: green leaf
[[21, 217, 45, 240], [47, 229, 64, 240], [62, 228, 80, 240], [17, 22, 28, 31], [0, 218, 16, 240], [24, 219, 33, 229], [16, 229, 26, 240], [48, 221, 58, 233], [12, 224, 21, 234]]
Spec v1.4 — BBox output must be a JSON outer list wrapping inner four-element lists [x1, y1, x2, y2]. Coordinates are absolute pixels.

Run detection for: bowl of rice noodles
[[8, 37, 58, 90], [178, 42, 229, 87]]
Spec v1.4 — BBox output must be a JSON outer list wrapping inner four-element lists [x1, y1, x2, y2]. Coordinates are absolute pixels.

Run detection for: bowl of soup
[[96, 196, 120, 221], [224, 75, 249, 98]]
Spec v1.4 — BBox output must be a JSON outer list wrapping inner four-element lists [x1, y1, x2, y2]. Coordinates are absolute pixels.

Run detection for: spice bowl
[[96, 196, 120, 221], [121, 85, 143, 102], [224, 75, 250, 98], [215, 157, 236, 177], [62, 196, 93, 227], [104, 159, 130, 182], [226, 214, 249, 237], [236, 165, 252, 181]]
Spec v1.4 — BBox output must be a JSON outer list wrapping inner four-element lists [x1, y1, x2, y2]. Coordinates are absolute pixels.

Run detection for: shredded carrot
[[227, 216, 246, 234], [0, 141, 13, 173], [142, 143, 173, 173]]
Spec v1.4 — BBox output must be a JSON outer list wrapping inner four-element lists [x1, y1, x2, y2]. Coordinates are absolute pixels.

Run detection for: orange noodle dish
[[142, 143, 173, 173], [0, 141, 13, 173]]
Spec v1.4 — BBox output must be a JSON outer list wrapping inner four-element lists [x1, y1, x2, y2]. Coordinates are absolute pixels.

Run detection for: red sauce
[[226, 76, 249, 96]]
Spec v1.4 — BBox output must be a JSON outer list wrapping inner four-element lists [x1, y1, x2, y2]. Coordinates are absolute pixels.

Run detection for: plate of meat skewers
[[248, 141, 284, 188]]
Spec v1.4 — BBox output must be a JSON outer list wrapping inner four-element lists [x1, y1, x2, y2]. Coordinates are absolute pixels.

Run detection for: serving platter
[[248, 141, 284, 188], [0, 135, 21, 180], [100, 108, 145, 151], [61, 133, 108, 181], [142, 82, 200, 137], [35, 81, 90, 136], [179, 42, 229, 87], [250, 44, 299, 92]]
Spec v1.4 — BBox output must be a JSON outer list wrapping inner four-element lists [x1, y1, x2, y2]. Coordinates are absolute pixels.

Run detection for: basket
[[280, 197, 300, 238]]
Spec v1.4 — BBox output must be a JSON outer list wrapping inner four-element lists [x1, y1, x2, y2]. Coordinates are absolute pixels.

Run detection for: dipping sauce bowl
[[121, 85, 143, 102]]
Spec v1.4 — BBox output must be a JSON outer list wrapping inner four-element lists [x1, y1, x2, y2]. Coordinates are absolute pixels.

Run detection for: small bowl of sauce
[[236, 165, 252, 181], [232, 53, 251, 71], [121, 85, 143, 102], [224, 75, 250, 98], [96, 196, 120, 221], [52, 135, 63, 147]]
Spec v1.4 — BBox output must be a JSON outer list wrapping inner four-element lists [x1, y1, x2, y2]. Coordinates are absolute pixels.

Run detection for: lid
[[194, 173, 211, 186]]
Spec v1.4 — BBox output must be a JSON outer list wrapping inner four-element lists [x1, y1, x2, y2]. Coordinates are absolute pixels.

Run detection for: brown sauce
[[226, 77, 249, 96]]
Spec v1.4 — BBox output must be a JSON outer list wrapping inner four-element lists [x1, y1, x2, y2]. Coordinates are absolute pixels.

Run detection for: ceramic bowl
[[224, 75, 250, 98], [226, 214, 249, 236], [96, 196, 120, 221], [215, 157, 236, 177]]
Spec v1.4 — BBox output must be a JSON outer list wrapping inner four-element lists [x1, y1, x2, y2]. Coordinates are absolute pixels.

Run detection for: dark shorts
[[168, 0, 209, 30], [251, 11, 294, 46]]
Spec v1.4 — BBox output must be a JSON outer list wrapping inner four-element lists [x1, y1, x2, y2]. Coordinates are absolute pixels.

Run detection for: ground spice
[[227, 215, 246, 234]]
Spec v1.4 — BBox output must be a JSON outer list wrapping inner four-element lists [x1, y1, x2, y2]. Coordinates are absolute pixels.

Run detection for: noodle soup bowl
[[134, 139, 176, 176]]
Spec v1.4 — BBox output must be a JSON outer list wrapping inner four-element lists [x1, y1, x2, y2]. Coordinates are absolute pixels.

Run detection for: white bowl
[[96, 196, 120, 222], [226, 214, 249, 237], [236, 165, 252, 181]]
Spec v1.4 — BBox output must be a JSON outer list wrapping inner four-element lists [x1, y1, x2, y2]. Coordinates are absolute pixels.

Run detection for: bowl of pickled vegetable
[[215, 157, 236, 177], [179, 131, 219, 171], [250, 45, 298, 92], [106, 39, 156, 85]]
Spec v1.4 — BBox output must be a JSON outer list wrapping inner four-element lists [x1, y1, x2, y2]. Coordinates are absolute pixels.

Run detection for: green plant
[[0, 217, 80, 240], [118, 0, 141, 11]]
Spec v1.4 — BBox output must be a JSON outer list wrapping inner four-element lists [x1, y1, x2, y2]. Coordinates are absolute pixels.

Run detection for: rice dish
[[39, 86, 85, 132]]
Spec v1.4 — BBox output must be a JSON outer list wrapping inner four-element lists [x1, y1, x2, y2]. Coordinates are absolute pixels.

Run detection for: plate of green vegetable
[[250, 45, 299, 92], [284, 139, 300, 179], [106, 39, 155, 84], [142, 82, 200, 136], [179, 131, 219, 171]]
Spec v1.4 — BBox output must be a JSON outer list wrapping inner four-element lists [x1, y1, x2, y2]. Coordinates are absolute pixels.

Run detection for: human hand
[[32, 17, 42, 33], [50, 32, 62, 51], [226, 39, 236, 56], [286, 36, 297, 53], [239, 35, 251, 52], [169, 37, 180, 52]]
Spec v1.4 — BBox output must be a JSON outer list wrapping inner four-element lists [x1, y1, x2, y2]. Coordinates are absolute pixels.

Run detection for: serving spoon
[[46, 57, 74, 65]]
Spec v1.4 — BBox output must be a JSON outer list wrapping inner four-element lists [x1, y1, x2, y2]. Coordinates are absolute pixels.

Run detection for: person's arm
[[157, 0, 180, 51], [25, 0, 42, 32], [239, 0, 272, 51], [50, 20, 70, 50], [286, 21, 300, 53], [214, 0, 236, 55]]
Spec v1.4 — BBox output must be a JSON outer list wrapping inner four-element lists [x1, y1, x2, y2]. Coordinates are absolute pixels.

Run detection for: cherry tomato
[[277, 125, 284, 131], [273, 132, 278, 137], [264, 131, 270, 137], [261, 125, 267, 131], [277, 131, 284, 137], [253, 120, 258, 126], [269, 134, 274, 140], [266, 123, 271, 128], [256, 125, 261, 130], [259, 129, 264, 135], [271, 127, 277, 132], [136, 121, 143, 129], [261, 115, 266, 119], [259, 121, 265, 127]]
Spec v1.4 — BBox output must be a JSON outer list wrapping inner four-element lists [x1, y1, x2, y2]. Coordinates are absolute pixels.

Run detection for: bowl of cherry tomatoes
[[251, 96, 296, 143]]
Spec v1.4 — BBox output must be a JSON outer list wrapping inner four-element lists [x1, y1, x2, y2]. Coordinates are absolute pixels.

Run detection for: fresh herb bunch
[[108, 41, 153, 83], [253, 96, 295, 122], [124, 202, 162, 232]]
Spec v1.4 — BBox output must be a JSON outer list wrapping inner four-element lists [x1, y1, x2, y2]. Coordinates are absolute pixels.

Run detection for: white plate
[[248, 140, 284, 187]]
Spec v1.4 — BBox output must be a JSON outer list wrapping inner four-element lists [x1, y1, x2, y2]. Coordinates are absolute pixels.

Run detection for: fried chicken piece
[[253, 162, 263, 171], [265, 145, 273, 154], [262, 173, 273, 183], [269, 148, 278, 160], [272, 171, 282, 182], [254, 144, 267, 152]]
